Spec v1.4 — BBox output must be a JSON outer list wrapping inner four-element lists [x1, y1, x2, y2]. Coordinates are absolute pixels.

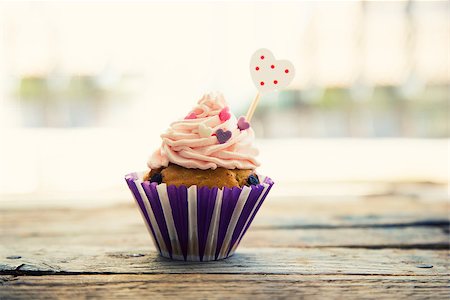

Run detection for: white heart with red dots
[[250, 48, 295, 93]]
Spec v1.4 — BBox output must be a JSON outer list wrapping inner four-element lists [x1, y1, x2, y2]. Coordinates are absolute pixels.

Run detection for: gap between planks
[[253, 220, 450, 230], [1, 274, 449, 300], [0, 271, 448, 277]]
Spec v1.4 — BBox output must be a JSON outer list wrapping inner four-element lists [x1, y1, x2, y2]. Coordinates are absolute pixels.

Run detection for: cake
[[125, 93, 274, 261], [125, 47, 296, 261]]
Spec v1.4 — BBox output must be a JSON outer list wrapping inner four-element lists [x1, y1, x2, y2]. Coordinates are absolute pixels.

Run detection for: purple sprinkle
[[216, 129, 232, 144], [237, 116, 250, 131]]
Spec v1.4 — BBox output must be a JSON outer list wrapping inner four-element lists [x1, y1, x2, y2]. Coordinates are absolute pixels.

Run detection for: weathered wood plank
[[1, 248, 448, 276], [1, 192, 448, 229], [0, 184, 447, 298], [1, 274, 449, 300], [241, 227, 449, 249], [2, 226, 448, 251], [2, 198, 447, 249], [255, 195, 449, 228]]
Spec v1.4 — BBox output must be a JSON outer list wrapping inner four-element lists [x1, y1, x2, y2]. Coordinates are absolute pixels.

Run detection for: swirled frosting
[[148, 93, 260, 170]]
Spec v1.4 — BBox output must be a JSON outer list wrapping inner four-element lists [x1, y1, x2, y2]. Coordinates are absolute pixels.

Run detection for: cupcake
[[125, 93, 274, 261]]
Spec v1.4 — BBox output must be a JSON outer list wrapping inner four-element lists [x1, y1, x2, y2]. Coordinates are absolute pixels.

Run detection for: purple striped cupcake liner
[[125, 171, 274, 261]]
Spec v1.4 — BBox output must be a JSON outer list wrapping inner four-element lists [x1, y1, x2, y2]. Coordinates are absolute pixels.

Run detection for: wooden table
[[1, 182, 449, 299]]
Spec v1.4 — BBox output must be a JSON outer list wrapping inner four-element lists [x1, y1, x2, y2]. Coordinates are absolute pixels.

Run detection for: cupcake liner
[[125, 171, 274, 261]]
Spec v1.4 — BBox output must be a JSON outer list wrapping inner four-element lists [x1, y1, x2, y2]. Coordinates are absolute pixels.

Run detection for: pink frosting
[[148, 93, 260, 170]]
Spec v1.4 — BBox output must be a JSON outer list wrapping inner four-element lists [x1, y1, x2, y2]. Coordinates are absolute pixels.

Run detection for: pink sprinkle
[[219, 107, 231, 122], [185, 112, 197, 120]]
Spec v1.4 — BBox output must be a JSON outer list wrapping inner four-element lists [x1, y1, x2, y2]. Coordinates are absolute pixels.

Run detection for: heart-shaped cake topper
[[250, 48, 295, 94]]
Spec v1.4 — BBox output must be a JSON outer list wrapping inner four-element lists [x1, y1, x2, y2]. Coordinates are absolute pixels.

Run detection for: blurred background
[[0, 1, 448, 206]]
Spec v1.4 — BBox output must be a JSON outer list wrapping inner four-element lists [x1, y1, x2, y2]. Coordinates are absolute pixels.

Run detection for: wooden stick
[[245, 92, 260, 122]]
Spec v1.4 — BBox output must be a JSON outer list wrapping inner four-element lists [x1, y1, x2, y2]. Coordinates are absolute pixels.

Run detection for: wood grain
[[1, 198, 448, 250], [1, 247, 448, 276], [2, 186, 448, 229], [1, 274, 449, 300], [3, 227, 448, 251], [1, 183, 449, 299]]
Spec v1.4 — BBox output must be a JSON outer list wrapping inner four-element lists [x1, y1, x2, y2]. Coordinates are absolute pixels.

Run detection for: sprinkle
[[219, 107, 231, 122], [237, 116, 250, 131], [247, 174, 260, 185], [185, 112, 197, 120], [150, 173, 163, 184], [215, 129, 232, 144]]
